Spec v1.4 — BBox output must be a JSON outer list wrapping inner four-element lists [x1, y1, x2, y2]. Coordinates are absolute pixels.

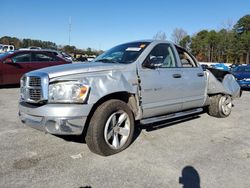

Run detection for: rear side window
[[33, 52, 56, 62], [11, 52, 31, 63], [176, 47, 198, 68]]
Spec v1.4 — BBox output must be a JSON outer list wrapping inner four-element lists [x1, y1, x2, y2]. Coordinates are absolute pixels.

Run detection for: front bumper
[[19, 102, 93, 135]]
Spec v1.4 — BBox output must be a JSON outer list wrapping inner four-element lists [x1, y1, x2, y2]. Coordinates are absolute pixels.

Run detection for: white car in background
[[0, 44, 15, 53]]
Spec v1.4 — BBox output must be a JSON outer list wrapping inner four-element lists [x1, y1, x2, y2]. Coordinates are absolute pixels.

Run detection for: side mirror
[[4, 58, 13, 64], [143, 56, 163, 69]]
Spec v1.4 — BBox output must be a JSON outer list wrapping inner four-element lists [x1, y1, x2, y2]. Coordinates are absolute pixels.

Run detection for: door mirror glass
[[4, 58, 13, 64]]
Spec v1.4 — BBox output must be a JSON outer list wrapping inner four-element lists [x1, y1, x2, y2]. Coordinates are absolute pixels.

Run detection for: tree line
[[0, 36, 103, 56], [155, 14, 250, 64], [2, 14, 249, 63]]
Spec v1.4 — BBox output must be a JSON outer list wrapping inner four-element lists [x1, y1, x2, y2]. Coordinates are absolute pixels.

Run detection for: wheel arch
[[207, 92, 233, 103], [83, 91, 140, 137]]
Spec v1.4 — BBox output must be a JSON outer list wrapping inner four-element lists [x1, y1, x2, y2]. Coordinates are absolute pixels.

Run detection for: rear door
[[175, 46, 206, 110], [30, 52, 67, 71], [138, 43, 184, 118], [2, 51, 31, 84]]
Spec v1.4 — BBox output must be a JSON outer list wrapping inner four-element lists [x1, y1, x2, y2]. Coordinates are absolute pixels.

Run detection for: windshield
[[234, 66, 250, 72], [94, 42, 150, 64]]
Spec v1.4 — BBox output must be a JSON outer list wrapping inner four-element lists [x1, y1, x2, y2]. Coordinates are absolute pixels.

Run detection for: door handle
[[173, 74, 182, 78], [197, 73, 204, 77]]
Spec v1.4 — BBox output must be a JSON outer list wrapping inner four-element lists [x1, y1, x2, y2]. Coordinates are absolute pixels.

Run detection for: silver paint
[[206, 70, 241, 98], [19, 40, 240, 135]]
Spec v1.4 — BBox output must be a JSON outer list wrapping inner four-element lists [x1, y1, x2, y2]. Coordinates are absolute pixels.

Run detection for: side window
[[144, 44, 176, 68], [11, 52, 31, 63], [177, 47, 197, 68], [33, 53, 56, 62]]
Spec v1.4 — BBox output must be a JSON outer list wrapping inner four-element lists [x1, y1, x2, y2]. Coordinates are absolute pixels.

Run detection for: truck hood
[[30, 62, 127, 78]]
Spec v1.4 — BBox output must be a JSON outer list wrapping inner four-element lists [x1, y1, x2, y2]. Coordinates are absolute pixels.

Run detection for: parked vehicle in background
[[19, 40, 240, 156], [19, 47, 42, 50], [231, 65, 250, 89], [0, 44, 15, 53], [87, 55, 96, 61], [0, 50, 71, 85], [19, 48, 73, 62], [211, 63, 230, 71], [200, 64, 209, 70], [43, 49, 73, 62], [75, 55, 88, 62], [230, 63, 239, 70]]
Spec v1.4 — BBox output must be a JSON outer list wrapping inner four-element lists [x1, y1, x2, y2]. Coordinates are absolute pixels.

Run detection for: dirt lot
[[0, 87, 250, 188]]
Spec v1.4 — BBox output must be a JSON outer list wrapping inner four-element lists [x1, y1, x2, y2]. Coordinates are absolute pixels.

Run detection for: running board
[[140, 108, 203, 125]]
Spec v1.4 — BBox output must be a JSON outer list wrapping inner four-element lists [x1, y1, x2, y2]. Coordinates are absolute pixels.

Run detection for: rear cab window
[[176, 46, 198, 68]]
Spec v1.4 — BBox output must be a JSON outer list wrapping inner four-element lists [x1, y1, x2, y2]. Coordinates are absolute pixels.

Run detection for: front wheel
[[208, 94, 232, 118], [86, 99, 134, 156]]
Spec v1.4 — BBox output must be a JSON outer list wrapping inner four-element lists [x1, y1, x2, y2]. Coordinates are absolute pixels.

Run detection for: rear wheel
[[208, 94, 232, 118], [86, 99, 134, 156]]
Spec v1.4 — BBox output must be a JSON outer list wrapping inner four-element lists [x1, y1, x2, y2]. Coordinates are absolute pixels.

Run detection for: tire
[[208, 94, 232, 118], [86, 99, 135, 156]]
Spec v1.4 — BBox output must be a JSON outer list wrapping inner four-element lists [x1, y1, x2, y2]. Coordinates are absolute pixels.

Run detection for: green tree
[[179, 35, 191, 50], [234, 14, 250, 33], [62, 45, 76, 54], [234, 15, 250, 64], [0, 36, 22, 48], [190, 30, 210, 61]]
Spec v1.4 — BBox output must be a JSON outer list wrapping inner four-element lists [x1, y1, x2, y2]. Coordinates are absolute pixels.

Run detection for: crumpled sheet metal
[[53, 69, 138, 104], [206, 70, 240, 98]]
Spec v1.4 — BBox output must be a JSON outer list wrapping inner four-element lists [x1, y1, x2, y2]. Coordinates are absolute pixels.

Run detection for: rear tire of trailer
[[208, 94, 232, 118], [85, 99, 135, 156]]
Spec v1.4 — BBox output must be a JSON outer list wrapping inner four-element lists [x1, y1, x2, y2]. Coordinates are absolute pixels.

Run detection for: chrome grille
[[29, 77, 41, 87], [20, 73, 49, 103], [29, 88, 42, 101], [28, 77, 42, 101]]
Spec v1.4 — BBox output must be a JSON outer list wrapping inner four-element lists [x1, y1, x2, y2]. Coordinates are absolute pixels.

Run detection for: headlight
[[49, 81, 90, 103]]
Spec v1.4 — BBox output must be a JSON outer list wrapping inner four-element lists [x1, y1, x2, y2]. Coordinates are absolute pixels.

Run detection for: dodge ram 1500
[[19, 40, 240, 156]]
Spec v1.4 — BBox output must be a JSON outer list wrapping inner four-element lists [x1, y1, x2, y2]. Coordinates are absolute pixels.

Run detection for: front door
[[138, 43, 184, 118]]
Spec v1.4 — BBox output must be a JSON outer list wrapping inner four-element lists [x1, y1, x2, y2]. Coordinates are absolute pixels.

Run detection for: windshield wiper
[[95, 58, 120, 64]]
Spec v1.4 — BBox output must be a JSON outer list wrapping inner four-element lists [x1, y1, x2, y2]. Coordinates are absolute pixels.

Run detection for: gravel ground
[[0, 87, 250, 188]]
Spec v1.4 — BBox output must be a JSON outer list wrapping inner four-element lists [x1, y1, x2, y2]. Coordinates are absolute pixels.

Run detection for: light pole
[[69, 16, 72, 46]]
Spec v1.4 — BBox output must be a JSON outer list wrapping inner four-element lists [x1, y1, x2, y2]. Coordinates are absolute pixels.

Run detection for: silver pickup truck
[[19, 40, 240, 156]]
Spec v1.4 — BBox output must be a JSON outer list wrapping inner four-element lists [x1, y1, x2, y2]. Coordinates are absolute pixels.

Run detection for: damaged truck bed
[[206, 68, 241, 98]]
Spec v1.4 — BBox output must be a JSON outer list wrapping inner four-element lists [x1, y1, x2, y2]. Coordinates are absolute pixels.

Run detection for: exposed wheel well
[[208, 93, 232, 99]]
